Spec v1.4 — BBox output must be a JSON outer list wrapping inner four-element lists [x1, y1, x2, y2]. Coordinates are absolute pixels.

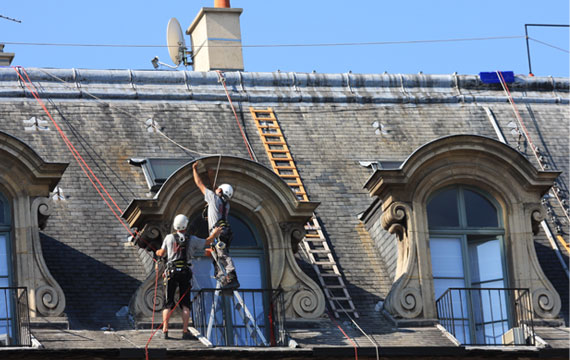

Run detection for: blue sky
[[1, 1, 568, 77]]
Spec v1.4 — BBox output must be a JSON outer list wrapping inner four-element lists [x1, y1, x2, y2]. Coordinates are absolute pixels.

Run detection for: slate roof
[[0, 68, 568, 353]]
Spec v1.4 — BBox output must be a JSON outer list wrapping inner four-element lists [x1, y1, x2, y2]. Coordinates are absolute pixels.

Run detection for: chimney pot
[[214, 0, 230, 8]]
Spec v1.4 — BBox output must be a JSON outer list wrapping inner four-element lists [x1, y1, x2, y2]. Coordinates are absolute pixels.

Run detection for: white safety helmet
[[173, 214, 189, 231], [218, 184, 234, 200]]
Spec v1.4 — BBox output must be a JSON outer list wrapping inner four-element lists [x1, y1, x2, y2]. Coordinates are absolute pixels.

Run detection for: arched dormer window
[[363, 135, 562, 335], [124, 156, 326, 332], [428, 186, 508, 344]]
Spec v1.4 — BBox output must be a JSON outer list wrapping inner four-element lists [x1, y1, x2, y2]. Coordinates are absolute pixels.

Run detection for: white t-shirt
[[161, 232, 206, 263]]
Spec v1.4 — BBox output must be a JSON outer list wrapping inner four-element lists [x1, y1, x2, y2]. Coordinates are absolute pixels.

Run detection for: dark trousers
[[164, 268, 191, 310]]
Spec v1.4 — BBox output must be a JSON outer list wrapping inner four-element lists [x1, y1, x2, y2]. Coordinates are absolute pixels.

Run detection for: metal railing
[[192, 288, 285, 347], [436, 288, 535, 346], [0, 287, 31, 347]]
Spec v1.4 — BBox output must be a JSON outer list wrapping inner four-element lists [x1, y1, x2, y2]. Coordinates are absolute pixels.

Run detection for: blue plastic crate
[[479, 71, 515, 84]]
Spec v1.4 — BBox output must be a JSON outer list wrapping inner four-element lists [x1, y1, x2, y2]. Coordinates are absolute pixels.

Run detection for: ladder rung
[[263, 141, 286, 145], [330, 296, 350, 301], [308, 249, 330, 254], [314, 261, 335, 266], [320, 273, 340, 277], [324, 285, 346, 289]]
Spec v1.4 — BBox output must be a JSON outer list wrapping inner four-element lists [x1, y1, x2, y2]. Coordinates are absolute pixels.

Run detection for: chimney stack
[[0, 45, 15, 66], [186, 1, 244, 71]]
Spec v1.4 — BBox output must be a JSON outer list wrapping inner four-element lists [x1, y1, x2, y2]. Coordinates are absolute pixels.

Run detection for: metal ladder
[[206, 252, 269, 346], [250, 107, 359, 318]]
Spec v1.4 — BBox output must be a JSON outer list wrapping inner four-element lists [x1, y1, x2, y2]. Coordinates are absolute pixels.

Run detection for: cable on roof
[[36, 68, 218, 157], [327, 311, 359, 360], [13, 66, 160, 252], [216, 70, 257, 161], [496, 70, 570, 275], [331, 297, 380, 360]]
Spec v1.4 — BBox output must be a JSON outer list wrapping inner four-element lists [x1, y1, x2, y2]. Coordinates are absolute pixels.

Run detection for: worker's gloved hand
[[215, 239, 226, 250]]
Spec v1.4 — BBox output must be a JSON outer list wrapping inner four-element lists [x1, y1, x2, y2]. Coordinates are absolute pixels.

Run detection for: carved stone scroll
[[31, 197, 66, 317]]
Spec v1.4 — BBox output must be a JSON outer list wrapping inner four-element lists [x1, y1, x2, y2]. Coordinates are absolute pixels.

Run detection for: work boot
[[221, 271, 240, 290]]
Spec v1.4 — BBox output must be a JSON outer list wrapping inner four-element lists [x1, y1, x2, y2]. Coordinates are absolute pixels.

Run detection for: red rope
[[13, 66, 159, 253], [14, 66, 193, 360], [496, 71, 541, 165], [145, 287, 191, 360], [216, 70, 255, 161], [328, 312, 358, 360]]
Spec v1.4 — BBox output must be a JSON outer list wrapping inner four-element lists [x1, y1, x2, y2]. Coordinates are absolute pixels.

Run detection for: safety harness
[[166, 233, 191, 276]]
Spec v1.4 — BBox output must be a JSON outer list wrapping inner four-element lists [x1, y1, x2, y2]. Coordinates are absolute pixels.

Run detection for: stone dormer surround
[[363, 135, 562, 323], [122, 155, 325, 321], [0, 131, 68, 318]]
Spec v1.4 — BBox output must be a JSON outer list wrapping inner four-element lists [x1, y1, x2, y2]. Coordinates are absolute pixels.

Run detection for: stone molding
[[0, 130, 68, 318], [30, 198, 66, 317], [380, 202, 423, 319]]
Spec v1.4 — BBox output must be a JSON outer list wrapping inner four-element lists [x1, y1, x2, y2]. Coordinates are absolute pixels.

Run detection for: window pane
[[427, 188, 459, 227], [233, 258, 262, 289], [229, 216, 257, 247], [0, 287, 12, 319], [430, 238, 464, 278], [0, 235, 7, 277], [468, 238, 504, 285], [146, 158, 189, 183], [452, 320, 470, 345], [0, 200, 4, 224], [464, 189, 498, 227]]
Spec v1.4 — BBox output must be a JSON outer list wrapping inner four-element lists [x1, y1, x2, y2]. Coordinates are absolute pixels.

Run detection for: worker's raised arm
[[192, 161, 207, 195]]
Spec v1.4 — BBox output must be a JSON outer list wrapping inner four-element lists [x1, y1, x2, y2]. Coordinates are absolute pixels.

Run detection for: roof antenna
[[151, 18, 192, 69]]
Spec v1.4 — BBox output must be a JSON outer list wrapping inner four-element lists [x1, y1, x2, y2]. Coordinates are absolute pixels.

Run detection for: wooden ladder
[[250, 107, 359, 318]]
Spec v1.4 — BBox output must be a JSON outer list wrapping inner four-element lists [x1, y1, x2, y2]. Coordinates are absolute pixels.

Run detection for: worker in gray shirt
[[192, 160, 240, 290]]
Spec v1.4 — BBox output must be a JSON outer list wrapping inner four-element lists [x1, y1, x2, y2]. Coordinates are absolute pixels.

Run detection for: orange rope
[[328, 312, 358, 360], [14, 66, 165, 359], [216, 70, 256, 161]]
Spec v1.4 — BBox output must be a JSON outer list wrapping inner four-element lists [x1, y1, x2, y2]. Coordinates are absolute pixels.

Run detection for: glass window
[[188, 209, 268, 347], [427, 188, 459, 228], [0, 234, 8, 277], [464, 189, 498, 227], [429, 186, 507, 345]]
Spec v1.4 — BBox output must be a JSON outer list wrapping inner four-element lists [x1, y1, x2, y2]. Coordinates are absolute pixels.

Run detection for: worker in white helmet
[[192, 160, 239, 291], [156, 214, 222, 340]]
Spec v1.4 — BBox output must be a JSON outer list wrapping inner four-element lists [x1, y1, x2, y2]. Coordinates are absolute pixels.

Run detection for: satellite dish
[[167, 17, 186, 66]]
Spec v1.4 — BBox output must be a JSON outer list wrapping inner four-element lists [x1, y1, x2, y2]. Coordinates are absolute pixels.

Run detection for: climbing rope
[[216, 70, 257, 161], [14, 66, 170, 360], [496, 70, 570, 253]]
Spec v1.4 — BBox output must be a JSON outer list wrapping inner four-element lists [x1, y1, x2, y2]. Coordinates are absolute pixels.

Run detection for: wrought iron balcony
[[191, 288, 285, 347], [0, 287, 31, 347], [436, 287, 535, 346]]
